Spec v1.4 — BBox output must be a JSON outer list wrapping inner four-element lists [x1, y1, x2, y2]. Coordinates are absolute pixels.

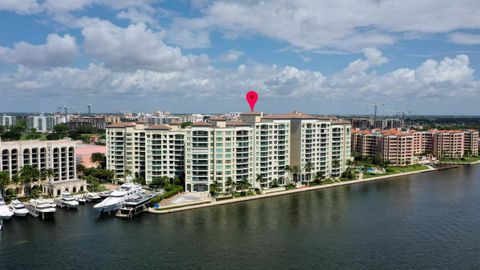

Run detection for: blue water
[[1, 165, 480, 269]]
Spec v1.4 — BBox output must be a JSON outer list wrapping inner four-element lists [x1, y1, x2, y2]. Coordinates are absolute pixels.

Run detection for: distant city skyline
[[1, 1, 480, 114]]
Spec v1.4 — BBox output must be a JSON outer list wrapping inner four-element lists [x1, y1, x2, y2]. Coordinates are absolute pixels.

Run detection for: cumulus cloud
[[0, 52, 477, 111], [217, 50, 244, 62], [80, 19, 206, 72], [0, 0, 41, 14], [449, 32, 480, 45], [168, 0, 480, 51], [0, 34, 78, 68], [342, 48, 388, 76]]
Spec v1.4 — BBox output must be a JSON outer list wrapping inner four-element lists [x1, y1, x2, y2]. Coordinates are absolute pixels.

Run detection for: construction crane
[[56, 105, 88, 115], [358, 103, 385, 120]]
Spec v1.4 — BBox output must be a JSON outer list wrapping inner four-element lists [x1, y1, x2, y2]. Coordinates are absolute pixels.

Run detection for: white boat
[[93, 183, 143, 213], [0, 196, 14, 220], [85, 192, 101, 203], [8, 199, 29, 217], [55, 192, 79, 209], [27, 198, 56, 219], [75, 194, 87, 204], [116, 191, 159, 219]]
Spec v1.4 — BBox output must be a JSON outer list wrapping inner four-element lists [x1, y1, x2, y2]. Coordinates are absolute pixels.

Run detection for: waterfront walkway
[[149, 166, 438, 215]]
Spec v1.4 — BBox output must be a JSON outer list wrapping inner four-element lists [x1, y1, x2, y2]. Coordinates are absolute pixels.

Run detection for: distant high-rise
[[0, 114, 16, 129]]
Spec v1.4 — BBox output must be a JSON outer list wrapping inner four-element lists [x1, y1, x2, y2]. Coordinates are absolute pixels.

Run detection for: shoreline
[[149, 166, 444, 215]]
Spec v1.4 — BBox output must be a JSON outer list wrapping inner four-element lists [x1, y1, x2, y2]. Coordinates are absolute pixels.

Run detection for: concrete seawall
[[149, 167, 439, 215]]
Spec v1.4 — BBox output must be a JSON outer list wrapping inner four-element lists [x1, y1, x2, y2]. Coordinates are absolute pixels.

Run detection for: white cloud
[[169, 0, 480, 51], [80, 19, 206, 72], [343, 48, 388, 76], [217, 50, 244, 62], [0, 34, 78, 68], [0, 0, 41, 14], [116, 7, 156, 25], [449, 32, 480, 45], [0, 53, 477, 111]]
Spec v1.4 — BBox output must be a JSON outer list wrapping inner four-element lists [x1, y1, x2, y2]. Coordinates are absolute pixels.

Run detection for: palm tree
[[225, 177, 235, 194], [11, 173, 20, 195], [291, 165, 300, 183], [0, 171, 10, 197], [20, 165, 37, 196], [90, 152, 106, 169], [284, 165, 292, 185], [304, 162, 314, 182], [210, 180, 221, 197], [77, 163, 86, 175], [44, 168, 55, 183], [256, 174, 264, 188]]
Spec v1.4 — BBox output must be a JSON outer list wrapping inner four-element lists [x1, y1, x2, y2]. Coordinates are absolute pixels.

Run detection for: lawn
[[363, 164, 429, 178], [440, 156, 480, 164]]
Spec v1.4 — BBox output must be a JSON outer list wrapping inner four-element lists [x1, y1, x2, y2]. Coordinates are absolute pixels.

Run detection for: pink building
[[76, 143, 106, 168]]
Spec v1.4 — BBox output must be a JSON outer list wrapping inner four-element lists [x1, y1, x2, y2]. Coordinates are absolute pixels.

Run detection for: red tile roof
[[106, 122, 136, 128], [145, 124, 172, 130]]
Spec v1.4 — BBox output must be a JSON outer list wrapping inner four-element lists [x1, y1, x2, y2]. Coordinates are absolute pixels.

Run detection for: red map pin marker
[[246, 90, 258, 112]]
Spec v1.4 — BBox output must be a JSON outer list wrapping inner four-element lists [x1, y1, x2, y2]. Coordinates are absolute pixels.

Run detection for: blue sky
[[0, 0, 480, 115]]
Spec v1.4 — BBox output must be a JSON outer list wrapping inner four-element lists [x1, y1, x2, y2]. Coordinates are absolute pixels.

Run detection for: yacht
[[75, 194, 87, 204], [116, 191, 159, 219], [8, 199, 29, 217], [0, 196, 14, 220], [85, 192, 101, 203], [55, 192, 79, 209], [93, 183, 143, 213], [27, 198, 56, 219]]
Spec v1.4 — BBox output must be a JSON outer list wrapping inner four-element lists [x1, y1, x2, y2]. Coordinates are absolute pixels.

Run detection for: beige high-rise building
[[433, 131, 465, 159], [107, 111, 352, 192], [464, 130, 479, 156], [0, 139, 86, 196], [106, 122, 185, 182]]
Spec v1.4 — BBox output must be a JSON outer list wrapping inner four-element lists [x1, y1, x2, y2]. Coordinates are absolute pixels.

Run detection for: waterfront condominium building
[[184, 118, 257, 192], [351, 130, 382, 158], [144, 124, 185, 182], [106, 122, 146, 180], [0, 114, 17, 129], [464, 130, 479, 156], [411, 131, 434, 155], [106, 123, 185, 182], [380, 130, 415, 166], [0, 139, 86, 196], [244, 112, 351, 182], [27, 114, 65, 133], [352, 129, 414, 166], [107, 112, 352, 192], [432, 131, 465, 159]]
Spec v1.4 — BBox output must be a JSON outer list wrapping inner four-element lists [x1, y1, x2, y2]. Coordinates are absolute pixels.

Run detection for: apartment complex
[[27, 114, 65, 133], [464, 130, 479, 156], [68, 115, 121, 130], [352, 128, 479, 164], [106, 123, 185, 182], [0, 139, 86, 196], [381, 130, 415, 166], [0, 114, 17, 129], [106, 112, 352, 192]]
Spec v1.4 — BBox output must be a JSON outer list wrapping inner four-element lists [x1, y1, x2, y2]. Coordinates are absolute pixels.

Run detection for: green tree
[[284, 165, 292, 185], [91, 152, 107, 169], [291, 165, 300, 183], [11, 173, 20, 195], [225, 177, 235, 194], [304, 162, 314, 182], [19, 165, 40, 195], [0, 171, 10, 197], [209, 180, 222, 197]]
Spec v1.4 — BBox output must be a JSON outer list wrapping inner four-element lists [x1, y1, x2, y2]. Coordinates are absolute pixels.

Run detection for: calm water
[[1, 166, 480, 270]]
